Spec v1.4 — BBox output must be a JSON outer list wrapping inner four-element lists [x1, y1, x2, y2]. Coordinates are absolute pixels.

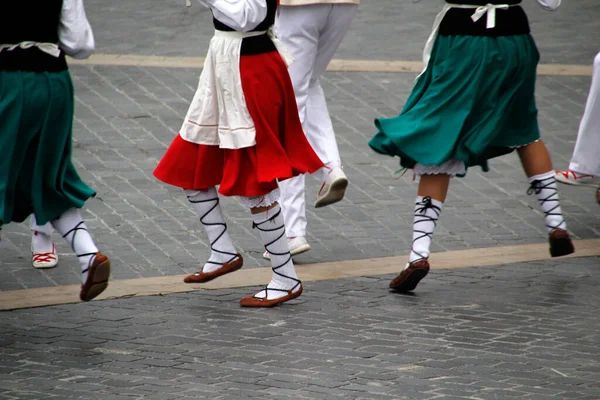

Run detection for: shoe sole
[[555, 174, 598, 187], [315, 178, 348, 208], [81, 259, 111, 302], [550, 238, 575, 258], [263, 244, 311, 260], [183, 256, 244, 283], [240, 285, 303, 307], [32, 261, 58, 269], [390, 268, 429, 292]]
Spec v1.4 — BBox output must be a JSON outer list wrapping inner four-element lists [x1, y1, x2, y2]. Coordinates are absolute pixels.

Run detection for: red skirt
[[154, 51, 323, 198]]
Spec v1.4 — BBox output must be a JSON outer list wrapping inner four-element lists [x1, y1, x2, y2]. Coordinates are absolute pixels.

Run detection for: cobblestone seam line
[[68, 55, 594, 76], [2, 239, 599, 311]]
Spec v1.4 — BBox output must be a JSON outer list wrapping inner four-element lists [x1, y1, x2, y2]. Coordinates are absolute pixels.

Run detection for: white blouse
[[197, 0, 268, 32], [58, 0, 95, 59]]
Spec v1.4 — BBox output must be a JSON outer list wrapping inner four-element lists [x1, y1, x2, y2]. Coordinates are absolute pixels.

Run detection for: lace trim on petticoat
[[510, 139, 540, 149], [414, 159, 466, 177], [238, 189, 280, 209]]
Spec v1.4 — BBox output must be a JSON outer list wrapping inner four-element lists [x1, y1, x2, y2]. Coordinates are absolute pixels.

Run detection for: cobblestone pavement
[[1, 257, 599, 399], [1, 1, 600, 399]]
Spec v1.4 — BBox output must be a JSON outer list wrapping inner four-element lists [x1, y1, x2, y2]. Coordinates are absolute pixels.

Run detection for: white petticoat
[[414, 159, 466, 177], [238, 189, 281, 209], [413, 139, 540, 176]]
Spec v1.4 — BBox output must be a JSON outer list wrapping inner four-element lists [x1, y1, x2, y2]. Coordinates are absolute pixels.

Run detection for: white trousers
[[569, 52, 600, 177], [275, 3, 358, 237], [29, 214, 55, 235]]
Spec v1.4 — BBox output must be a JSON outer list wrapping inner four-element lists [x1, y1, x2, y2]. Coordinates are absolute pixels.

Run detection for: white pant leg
[[29, 214, 55, 235], [306, 4, 357, 180], [305, 82, 341, 181], [275, 5, 327, 238], [278, 175, 307, 237], [569, 52, 600, 177], [275, 5, 356, 238], [275, 5, 327, 126]]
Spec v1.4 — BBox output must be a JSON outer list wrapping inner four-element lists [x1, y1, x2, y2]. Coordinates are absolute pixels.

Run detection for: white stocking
[[251, 204, 301, 300], [527, 172, 567, 232], [185, 188, 238, 273], [51, 208, 99, 283], [409, 196, 443, 264]]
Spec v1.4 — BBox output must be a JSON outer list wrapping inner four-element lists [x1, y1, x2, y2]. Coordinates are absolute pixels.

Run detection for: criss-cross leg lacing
[[63, 222, 98, 279], [51, 208, 100, 284], [527, 175, 566, 232], [186, 188, 239, 274], [408, 196, 442, 265], [252, 207, 301, 300]]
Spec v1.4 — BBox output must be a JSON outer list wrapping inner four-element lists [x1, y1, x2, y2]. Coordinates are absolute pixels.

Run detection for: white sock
[[31, 231, 54, 254], [409, 196, 443, 264], [185, 188, 238, 273], [528, 171, 567, 232], [51, 208, 99, 283], [252, 204, 300, 300]]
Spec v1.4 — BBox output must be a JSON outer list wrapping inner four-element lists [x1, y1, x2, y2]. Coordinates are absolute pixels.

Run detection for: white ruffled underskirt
[[413, 140, 540, 176], [238, 188, 281, 209], [414, 159, 466, 176]]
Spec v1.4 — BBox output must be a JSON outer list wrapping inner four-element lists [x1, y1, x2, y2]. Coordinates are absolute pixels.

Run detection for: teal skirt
[[0, 70, 95, 226], [369, 34, 541, 174]]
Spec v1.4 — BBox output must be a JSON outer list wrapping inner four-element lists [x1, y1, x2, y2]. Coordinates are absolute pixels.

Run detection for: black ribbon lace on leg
[[527, 177, 563, 231], [187, 194, 238, 267], [62, 221, 97, 272], [411, 196, 441, 262], [252, 208, 301, 299]]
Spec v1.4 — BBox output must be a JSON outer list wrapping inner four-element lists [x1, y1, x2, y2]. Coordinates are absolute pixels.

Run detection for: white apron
[[417, 3, 519, 80], [180, 29, 293, 150]]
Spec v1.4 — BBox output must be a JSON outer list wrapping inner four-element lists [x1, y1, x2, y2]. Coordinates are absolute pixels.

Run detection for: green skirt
[[369, 34, 541, 174], [0, 70, 95, 226]]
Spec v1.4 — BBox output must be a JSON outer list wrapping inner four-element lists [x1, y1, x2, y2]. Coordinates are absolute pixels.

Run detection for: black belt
[[439, 6, 531, 36], [0, 48, 67, 72]]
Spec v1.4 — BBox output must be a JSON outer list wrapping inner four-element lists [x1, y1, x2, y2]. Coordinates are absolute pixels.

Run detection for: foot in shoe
[[80, 252, 110, 302], [263, 236, 311, 260], [315, 167, 348, 208], [32, 231, 58, 269], [252, 280, 302, 301], [548, 228, 575, 258], [202, 250, 239, 273], [184, 254, 243, 283], [554, 170, 599, 187], [240, 282, 303, 307], [389, 259, 430, 292]]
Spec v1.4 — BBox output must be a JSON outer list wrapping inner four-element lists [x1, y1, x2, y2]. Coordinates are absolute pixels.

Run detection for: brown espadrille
[[389, 259, 430, 292], [183, 254, 243, 283], [549, 229, 575, 258], [80, 253, 111, 302], [239, 283, 303, 308]]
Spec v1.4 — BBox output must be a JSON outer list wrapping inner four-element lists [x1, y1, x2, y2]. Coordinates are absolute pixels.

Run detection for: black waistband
[[0, 48, 68, 72], [215, 31, 277, 56], [439, 6, 530, 37]]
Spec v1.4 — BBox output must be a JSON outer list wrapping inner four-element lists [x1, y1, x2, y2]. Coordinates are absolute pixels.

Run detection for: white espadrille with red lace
[[554, 169, 599, 187], [32, 244, 58, 269], [31, 231, 58, 269]]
